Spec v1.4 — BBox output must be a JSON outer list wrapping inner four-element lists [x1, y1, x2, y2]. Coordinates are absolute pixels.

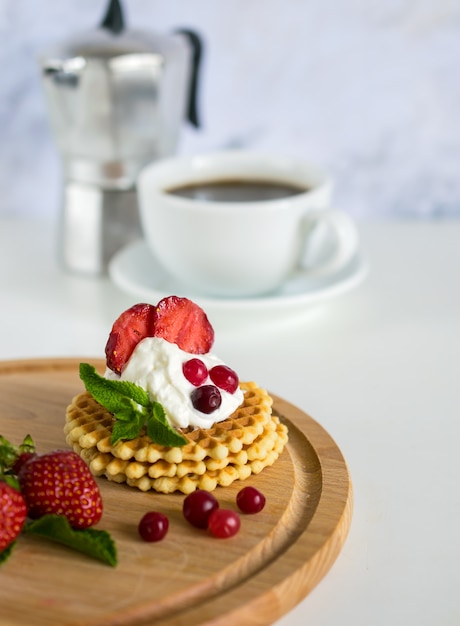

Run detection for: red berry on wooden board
[[138, 511, 169, 542], [236, 486, 266, 514], [208, 508, 241, 538], [183, 490, 219, 529]]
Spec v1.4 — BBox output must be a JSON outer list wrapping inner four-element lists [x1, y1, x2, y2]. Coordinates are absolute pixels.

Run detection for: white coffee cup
[[137, 151, 359, 298]]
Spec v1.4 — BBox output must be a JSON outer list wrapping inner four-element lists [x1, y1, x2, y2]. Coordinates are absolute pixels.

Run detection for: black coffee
[[166, 179, 308, 202]]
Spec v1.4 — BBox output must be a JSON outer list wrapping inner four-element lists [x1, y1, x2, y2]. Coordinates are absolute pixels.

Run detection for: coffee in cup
[[165, 178, 309, 202], [137, 151, 359, 298]]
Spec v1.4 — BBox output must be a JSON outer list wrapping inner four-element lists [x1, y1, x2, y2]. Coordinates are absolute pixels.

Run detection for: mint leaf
[[26, 515, 117, 567], [111, 419, 143, 446], [112, 396, 148, 422], [79, 363, 151, 411], [146, 403, 188, 447], [79, 362, 187, 448]]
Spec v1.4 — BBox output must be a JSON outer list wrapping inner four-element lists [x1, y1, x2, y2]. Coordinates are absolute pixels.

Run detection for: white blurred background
[[1, 0, 459, 219]]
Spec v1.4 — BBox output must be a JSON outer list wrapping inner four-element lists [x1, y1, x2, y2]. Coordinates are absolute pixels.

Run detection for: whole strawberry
[[18, 450, 103, 529], [0, 482, 27, 552]]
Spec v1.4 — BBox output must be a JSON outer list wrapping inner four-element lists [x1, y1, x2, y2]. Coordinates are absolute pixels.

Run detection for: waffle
[[64, 382, 288, 494]]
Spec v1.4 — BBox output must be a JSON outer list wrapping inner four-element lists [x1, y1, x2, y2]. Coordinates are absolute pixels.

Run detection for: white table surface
[[1, 217, 459, 626]]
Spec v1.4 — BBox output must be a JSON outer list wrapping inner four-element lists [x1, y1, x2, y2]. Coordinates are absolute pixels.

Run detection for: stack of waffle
[[64, 382, 288, 494]]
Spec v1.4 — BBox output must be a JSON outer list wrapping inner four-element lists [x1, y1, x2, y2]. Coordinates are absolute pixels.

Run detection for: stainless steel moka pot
[[40, 0, 202, 274]]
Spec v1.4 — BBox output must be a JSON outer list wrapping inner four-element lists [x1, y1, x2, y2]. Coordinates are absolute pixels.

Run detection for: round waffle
[[64, 382, 288, 494]]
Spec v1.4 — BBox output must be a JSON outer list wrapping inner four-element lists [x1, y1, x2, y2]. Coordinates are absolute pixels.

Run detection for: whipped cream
[[105, 337, 244, 430]]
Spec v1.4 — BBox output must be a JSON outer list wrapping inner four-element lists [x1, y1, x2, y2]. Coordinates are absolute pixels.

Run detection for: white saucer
[[108, 240, 368, 327]]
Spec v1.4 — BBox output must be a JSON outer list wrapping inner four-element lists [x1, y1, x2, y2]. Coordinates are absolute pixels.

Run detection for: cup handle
[[299, 209, 359, 277]]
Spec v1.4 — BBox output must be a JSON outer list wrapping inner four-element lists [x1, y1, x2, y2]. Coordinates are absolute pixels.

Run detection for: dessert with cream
[[65, 296, 288, 494], [106, 336, 244, 430]]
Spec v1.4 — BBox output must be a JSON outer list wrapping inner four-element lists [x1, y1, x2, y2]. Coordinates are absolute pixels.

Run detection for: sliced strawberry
[[153, 296, 214, 354], [105, 302, 157, 374], [0, 482, 27, 552], [18, 450, 103, 529], [105, 298, 215, 373]]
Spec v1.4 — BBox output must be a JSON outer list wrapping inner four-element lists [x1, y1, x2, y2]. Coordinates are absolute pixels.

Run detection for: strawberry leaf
[[0, 434, 35, 483], [26, 515, 117, 567], [2, 474, 20, 490], [0, 434, 34, 470], [18, 434, 35, 455], [0, 541, 15, 565], [0, 435, 22, 468]]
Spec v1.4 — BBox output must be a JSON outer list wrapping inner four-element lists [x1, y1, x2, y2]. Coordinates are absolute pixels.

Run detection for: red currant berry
[[208, 508, 241, 538], [209, 365, 239, 393], [138, 511, 169, 542], [236, 486, 266, 514], [191, 385, 222, 413], [183, 490, 219, 528], [183, 358, 208, 386]]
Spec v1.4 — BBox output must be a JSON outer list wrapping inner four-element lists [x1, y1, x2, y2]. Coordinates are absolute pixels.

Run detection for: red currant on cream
[[183, 490, 219, 528], [138, 511, 169, 542], [191, 385, 222, 413], [183, 358, 208, 386], [236, 486, 266, 514], [209, 365, 239, 393], [208, 508, 241, 538]]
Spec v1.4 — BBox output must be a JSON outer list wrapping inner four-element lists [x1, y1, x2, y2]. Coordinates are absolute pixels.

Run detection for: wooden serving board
[[0, 359, 352, 626]]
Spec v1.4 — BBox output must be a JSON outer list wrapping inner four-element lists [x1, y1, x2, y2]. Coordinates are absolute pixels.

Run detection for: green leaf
[[111, 396, 145, 422], [79, 363, 151, 411], [0, 433, 34, 467], [26, 515, 117, 567], [2, 474, 20, 490], [0, 541, 15, 565], [0, 435, 16, 469], [111, 406, 136, 422], [0, 433, 35, 482], [18, 434, 35, 455], [79, 362, 187, 448], [146, 403, 188, 447], [111, 419, 143, 446]]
